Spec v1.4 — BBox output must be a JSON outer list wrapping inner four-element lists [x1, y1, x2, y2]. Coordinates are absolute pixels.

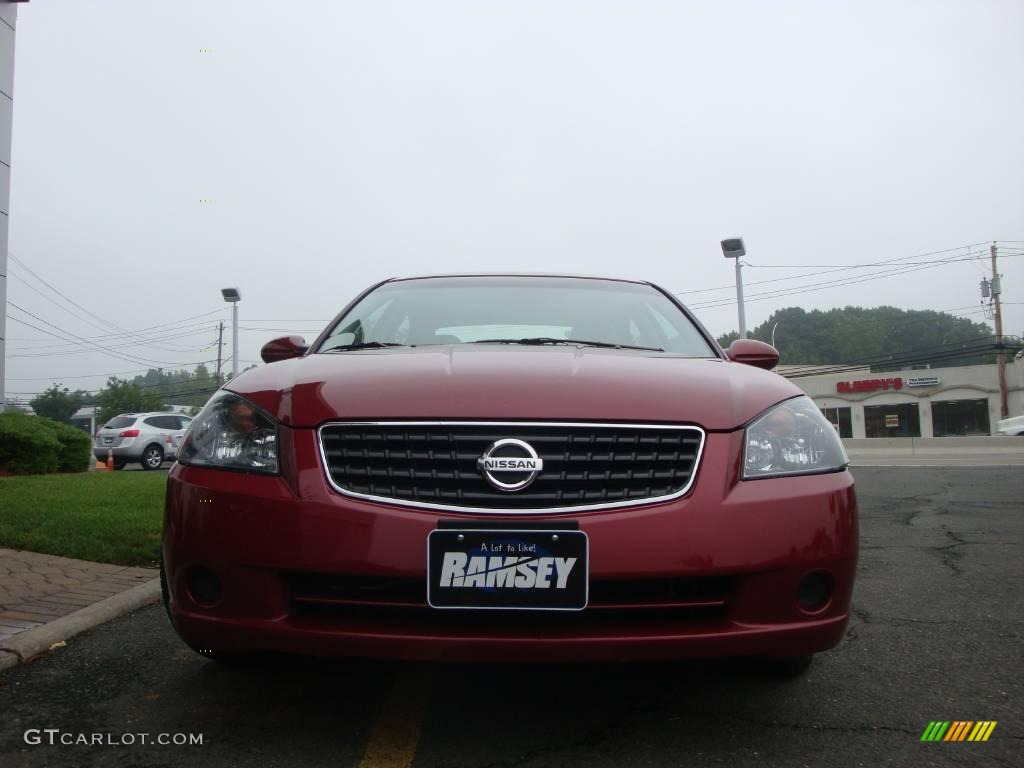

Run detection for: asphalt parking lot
[[2, 466, 1021, 768]]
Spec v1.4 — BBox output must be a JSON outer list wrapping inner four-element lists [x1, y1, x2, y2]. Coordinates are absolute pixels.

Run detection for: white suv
[[93, 412, 193, 470]]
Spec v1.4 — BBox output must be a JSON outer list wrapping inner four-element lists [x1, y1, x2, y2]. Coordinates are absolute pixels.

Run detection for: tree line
[[27, 363, 254, 426], [715, 305, 1010, 369]]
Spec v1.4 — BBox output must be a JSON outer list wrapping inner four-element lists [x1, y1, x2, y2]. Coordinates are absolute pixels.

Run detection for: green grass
[[0, 472, 166, 566]]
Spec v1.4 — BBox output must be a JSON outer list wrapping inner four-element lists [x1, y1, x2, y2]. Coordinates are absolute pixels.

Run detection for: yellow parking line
[[358, 666, 428, 768]]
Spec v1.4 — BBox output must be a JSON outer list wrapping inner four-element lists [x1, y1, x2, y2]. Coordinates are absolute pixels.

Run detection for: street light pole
[[232, 301, 239, 379], [734, 257, 747, 338], [220, 288, 241, 380], [720, 238, 748, 338]]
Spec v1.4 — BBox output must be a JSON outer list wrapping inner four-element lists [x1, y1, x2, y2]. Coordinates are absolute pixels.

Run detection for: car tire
[[113, 459, 127, 470], [141, 444, 164, 470]]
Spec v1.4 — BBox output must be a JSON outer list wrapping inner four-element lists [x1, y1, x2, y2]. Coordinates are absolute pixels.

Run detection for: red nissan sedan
[[163, 274, 857, 674]]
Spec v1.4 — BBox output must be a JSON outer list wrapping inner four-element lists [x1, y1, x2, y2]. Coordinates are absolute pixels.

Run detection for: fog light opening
[[798, 571, 834, 613], [186, 566, 223, 606]]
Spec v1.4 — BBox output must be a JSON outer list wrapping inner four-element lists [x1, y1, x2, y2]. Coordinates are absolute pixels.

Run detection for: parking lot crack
[[929, 528, 968, 577], [896, 477, 954, 527]]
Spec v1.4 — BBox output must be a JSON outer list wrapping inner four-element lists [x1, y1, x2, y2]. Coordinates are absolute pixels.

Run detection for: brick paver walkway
[[0, 549, 156, 643]]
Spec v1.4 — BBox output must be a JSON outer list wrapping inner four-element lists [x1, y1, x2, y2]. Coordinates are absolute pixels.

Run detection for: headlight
[[743, 396, 848, 480], [177, 391, 279, 474]]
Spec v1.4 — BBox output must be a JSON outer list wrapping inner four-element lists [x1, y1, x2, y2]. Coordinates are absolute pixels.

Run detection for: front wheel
[[141, 444, 164, 470]]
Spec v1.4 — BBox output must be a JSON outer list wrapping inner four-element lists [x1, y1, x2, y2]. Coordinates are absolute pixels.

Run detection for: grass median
[[0, 472, 166, 566]]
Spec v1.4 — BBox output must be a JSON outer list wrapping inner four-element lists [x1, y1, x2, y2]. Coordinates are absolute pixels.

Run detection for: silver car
[[93, 412, 193, 470]]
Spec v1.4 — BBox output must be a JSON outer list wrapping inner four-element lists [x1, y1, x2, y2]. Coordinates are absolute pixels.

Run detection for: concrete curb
[[0, 578, 161, 672]]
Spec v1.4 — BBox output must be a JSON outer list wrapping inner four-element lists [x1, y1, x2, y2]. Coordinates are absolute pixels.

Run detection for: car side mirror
[[726, 339, 779, 370], [261, 335, 308, 363]]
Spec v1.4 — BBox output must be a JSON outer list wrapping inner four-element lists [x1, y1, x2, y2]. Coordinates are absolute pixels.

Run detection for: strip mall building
[[785, 361, 1024, 438]]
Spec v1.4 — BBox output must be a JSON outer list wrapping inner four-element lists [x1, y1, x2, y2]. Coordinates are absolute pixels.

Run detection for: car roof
[[384, 273, 653, 286], [111, 412, 189, 419]]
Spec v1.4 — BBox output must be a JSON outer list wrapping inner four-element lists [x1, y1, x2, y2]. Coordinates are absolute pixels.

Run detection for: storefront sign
[[905, 376, 941, 388], [837, 377, 903, 394], [885, 414, 900, 428]]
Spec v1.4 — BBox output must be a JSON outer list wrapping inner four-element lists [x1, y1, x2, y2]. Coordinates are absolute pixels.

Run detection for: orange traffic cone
[[106, 449, 115, 471]]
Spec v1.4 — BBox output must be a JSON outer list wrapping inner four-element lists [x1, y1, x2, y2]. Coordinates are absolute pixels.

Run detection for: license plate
[[103, 438, 113, 445], [427, 529, 588, 611]]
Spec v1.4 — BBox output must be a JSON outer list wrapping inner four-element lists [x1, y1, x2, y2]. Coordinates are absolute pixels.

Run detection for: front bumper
[[163, 429, 858, 662]]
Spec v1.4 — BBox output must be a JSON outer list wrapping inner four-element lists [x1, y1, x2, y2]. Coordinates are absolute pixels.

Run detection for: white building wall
[[795, 361, 1022, 437], [0, 2, 16, 412]]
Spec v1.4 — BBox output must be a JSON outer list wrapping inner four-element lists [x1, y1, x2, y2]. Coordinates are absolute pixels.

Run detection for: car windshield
[[103, 416, 137, 430], [317, 277, 716, 356]]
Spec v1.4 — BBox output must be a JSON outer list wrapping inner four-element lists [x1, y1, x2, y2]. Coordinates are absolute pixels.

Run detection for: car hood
[[225, 345, 802, 431]]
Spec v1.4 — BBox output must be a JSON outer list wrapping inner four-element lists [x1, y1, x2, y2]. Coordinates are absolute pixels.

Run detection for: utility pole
[[990, 242, 1009, 419], [215, 321, 224, 386]]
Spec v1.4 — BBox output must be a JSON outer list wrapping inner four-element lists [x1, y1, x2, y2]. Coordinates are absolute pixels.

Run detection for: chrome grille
[[318, 422, 704, 512]]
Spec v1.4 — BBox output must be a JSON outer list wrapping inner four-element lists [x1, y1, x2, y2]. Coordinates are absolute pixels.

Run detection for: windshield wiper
[[469, 337, 663, 353], [320, 341, 410, 352]]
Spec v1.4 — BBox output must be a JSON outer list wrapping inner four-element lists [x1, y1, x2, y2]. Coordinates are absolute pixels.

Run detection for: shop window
[[821, 407, 853, 438], [864, 403, 921, 438], [932, 399, 991, 437]]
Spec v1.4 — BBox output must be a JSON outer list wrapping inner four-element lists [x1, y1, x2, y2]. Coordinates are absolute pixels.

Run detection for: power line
[[691, 253, 1002, 307], [5, 319, 219, 346], [7, 254, 231, 353], [677, 251, 991, 298], [781, 338, 1020, 379], [6, 303, 210, 368], [7, 319, 224, 354], [7, 253, 218, 355], [784, 347, 1001, 379], [676, 241, 1024, 303], [675, 242, 991, 297], [6, 310, 229, 349], [743, 255, 988, 268], [8, 271, 127, 339], [7, 367, 190, 381], [688, 252, 1024, 310], [7, 322, 224, 356]]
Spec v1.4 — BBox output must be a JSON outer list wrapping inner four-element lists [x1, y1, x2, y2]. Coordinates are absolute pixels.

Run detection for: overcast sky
[[5, 0, 1023, 399]]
